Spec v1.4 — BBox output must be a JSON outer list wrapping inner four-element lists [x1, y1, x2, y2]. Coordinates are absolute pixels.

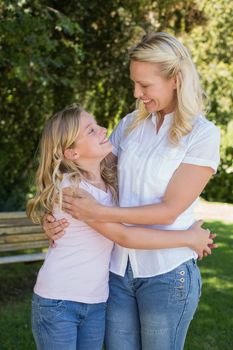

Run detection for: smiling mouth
[[100, 137, 109, 145], [141, 99, 152, 104]]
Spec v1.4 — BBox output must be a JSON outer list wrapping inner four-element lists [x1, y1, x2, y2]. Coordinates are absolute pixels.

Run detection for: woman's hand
[[42, 213, 68, 241], [42, 186, 100, 242], [188, 220, 217, 259], [62, 187, 101, 221]]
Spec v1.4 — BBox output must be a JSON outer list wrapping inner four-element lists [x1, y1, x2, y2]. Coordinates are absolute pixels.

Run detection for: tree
[[183, 0, 233, 202], [0, 0, 232, 210], [0, 1, 83, 209]]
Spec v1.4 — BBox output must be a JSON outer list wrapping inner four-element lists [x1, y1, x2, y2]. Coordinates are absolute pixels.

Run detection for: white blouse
[[109, 111, 220, 278]]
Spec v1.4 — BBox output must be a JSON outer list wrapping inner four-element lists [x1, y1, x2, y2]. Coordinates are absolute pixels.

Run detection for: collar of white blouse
[[151, 112, 174, 133]]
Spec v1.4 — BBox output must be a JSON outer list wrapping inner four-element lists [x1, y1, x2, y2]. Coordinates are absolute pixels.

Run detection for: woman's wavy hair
[[27, 104, 118, 223], [127, 32, 205, 144]]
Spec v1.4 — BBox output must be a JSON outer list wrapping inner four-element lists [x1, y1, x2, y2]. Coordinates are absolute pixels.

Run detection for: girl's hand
[[189, 220, 217, 259], [62, 187, 101, 221], [201, 233, 217, 259], [42, 213, 68, 241]]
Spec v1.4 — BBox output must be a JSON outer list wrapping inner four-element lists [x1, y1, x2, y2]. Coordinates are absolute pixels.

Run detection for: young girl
[[28, 104, 214, 350]]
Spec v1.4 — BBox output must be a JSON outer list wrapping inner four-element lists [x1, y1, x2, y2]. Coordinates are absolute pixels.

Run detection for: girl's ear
[[64, 148, 80, 160]]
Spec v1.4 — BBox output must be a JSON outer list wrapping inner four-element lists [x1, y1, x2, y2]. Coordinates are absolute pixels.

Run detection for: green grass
[[185, 221, 233, 350], [0, 261, 41, 350], [0, 221, 232, 350]]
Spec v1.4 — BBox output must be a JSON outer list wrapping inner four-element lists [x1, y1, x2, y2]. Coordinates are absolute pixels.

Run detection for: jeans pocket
[[169, 263, 190, 303], [34, 294, 66, 322]]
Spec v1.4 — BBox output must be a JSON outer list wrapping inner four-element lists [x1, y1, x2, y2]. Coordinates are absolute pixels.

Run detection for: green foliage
[[184, 0, 233, 202], [203, 124, 233, 203], [0, 1, 83, 210], [0, 0, 232, 210]]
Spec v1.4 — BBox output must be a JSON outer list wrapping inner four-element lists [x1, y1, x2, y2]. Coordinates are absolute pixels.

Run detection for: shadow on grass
[[0, 261, 42, 350], [0, 221, 232, 350], [0, 261, 42, 303]]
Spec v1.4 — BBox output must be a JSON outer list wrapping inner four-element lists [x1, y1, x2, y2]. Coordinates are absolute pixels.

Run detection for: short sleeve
[[109, 119, 125, 156], [182, 123, 221, 173], [109, 111, 136, 156], [60, 176, 72, 189]]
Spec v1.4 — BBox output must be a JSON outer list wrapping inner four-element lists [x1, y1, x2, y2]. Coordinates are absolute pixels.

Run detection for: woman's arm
[[62, 163, 214, 225]]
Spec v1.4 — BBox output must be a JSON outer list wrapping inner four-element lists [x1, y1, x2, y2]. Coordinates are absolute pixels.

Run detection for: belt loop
[[192, 258, 197, 265]]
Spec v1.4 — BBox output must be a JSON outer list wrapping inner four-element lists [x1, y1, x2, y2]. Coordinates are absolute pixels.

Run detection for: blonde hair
[[127, 32, 205, 144], [27, 104, 118, 223]]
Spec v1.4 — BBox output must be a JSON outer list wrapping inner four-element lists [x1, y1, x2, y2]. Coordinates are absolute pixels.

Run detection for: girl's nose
[[98, 126, 107, 136], [102, 127, 107, 138]]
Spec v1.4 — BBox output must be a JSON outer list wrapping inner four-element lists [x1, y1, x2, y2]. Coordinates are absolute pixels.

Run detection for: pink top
[[34, 177, 114, 303]]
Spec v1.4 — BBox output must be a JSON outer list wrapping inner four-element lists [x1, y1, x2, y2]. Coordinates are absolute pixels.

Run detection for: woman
[[44, 32, 220, 349]]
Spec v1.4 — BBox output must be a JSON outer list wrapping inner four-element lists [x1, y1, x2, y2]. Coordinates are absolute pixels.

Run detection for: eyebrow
[[84, 121, 97, 130], [130, 78, 151, 84]]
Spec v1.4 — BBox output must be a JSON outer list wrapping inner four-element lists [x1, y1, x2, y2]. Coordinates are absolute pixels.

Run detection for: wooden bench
[[0, 211, 49, 264]]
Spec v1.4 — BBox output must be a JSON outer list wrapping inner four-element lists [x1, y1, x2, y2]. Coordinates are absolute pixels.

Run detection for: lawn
[[0, 220, 232, 350]]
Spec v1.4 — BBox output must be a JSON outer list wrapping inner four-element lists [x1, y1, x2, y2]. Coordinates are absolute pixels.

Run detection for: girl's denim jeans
[[32, 293, 106, 350]]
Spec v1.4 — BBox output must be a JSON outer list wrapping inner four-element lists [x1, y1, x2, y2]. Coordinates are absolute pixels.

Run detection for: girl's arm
[[42, 214, 215, 259], [85, 220, 215, 258], [62, 163, 214, 225]]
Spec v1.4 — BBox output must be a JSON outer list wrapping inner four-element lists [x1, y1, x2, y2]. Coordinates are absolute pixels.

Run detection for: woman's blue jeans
[[32, 293, 106, 350], [105, 259, 202, 350]]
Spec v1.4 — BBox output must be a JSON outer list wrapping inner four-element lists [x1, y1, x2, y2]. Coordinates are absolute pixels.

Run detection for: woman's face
[[130, 60, 177, 116]]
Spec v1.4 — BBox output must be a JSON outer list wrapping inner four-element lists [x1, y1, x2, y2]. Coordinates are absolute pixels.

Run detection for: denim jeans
[[105, 259, 202, 350], [32, 293, 106, 350]]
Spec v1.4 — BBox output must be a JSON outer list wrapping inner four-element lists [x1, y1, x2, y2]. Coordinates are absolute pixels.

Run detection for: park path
[[194, 200, 233, 223]]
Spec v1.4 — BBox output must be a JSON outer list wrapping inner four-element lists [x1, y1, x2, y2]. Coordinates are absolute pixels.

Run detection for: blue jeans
[[105, 259, 202, 350], [32, 293, 106, 350]]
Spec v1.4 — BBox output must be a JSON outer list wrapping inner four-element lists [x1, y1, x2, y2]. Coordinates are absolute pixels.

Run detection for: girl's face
[[65, 111, 112, 163], [130, 60, 177, 116]]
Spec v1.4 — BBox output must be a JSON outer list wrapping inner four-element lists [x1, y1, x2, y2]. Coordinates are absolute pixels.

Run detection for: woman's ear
[[172, 75, 178, 89], [64, 148, 80, 160], [174, 72, 183, 89]]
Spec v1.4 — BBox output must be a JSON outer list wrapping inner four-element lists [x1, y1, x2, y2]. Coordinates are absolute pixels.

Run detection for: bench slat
[[0, 252, 46, 264], [0, 233, 47, 244], [0, 219, 37, 226], [0, 240, 49, 252], [0, 226, 42, 235], [0, 211, 49, 263], [0, 211, 27, 219]]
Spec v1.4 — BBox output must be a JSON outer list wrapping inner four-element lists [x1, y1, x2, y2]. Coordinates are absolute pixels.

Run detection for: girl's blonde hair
[[127, 32, 205, 144], [27, 104, 118, 223]]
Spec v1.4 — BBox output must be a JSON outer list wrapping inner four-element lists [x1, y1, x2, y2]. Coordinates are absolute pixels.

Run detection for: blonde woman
[[44, 32, 220, 350], [28, 104, 214, 350]]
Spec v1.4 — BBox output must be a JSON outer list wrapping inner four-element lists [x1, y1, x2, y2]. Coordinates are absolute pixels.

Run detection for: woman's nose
[[134, 84, 143, 99]]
